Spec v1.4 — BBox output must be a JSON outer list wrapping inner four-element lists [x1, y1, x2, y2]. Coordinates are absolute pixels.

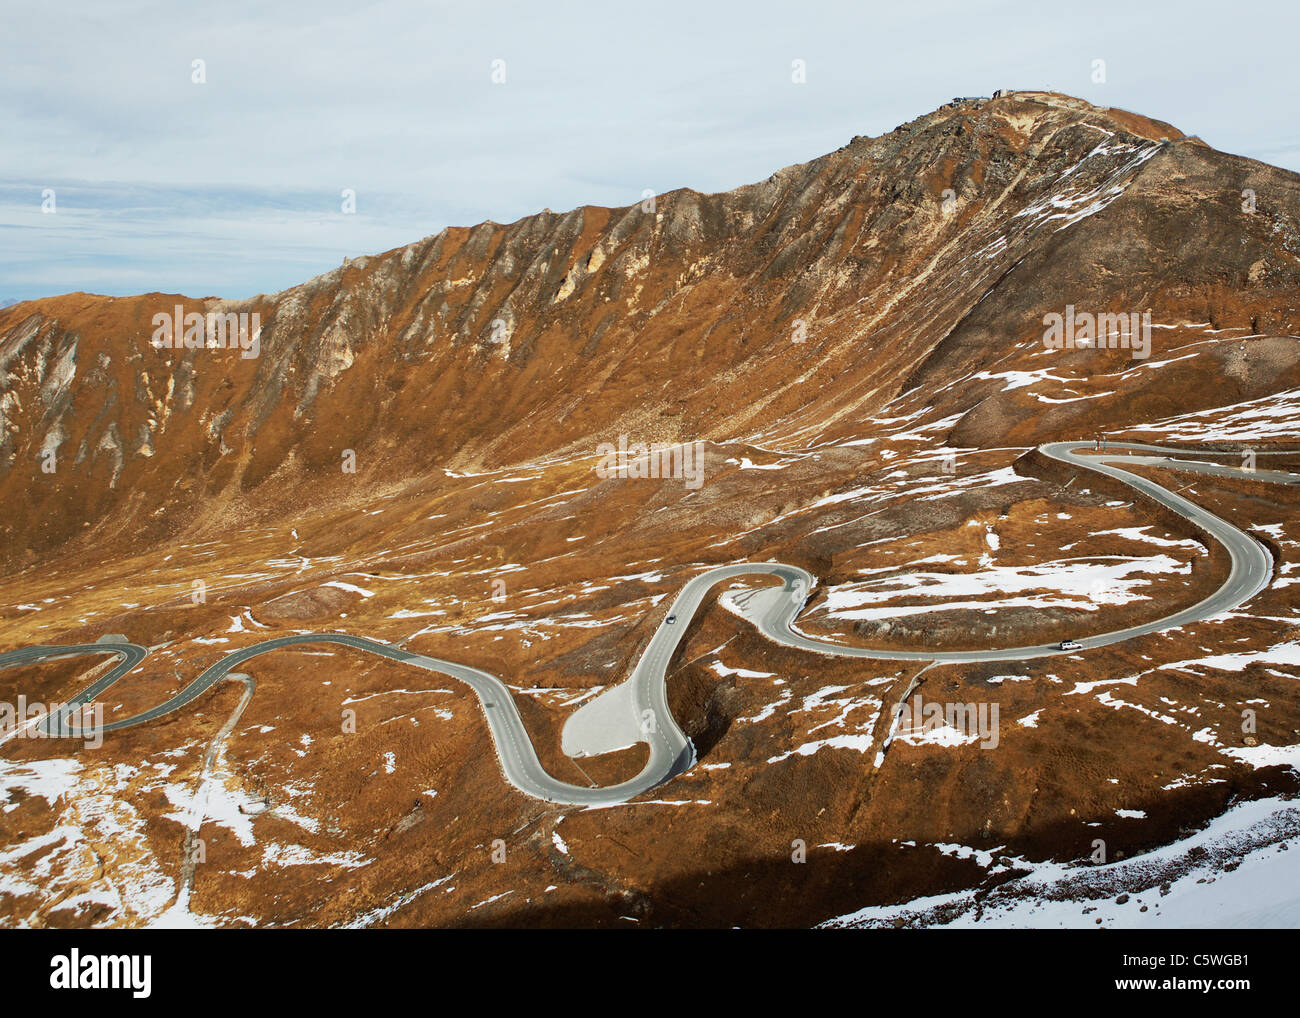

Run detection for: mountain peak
[[2, 94, 1297, 566]]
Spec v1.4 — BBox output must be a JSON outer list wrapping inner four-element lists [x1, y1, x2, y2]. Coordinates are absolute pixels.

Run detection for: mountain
[[5, 90, 1299, 566], [2, 91, 1300, 928]]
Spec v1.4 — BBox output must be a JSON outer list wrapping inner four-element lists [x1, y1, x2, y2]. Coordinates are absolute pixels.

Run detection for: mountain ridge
[[2, 90, 1299, 569]]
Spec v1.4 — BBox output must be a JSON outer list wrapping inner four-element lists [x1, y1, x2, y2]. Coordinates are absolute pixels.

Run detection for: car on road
[[1058, 640, 1082, 651], [666, 614, 677, 624]]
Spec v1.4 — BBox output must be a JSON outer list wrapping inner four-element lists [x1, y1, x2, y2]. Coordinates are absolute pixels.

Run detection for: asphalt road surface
[[0, 442, 1289, 804]]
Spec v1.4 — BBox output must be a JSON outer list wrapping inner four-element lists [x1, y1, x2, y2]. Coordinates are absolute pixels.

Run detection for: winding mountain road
[[0, 441, 1291, 805]]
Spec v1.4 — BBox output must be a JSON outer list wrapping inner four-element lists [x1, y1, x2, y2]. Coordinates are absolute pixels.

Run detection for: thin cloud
[[2, 0, 1296, 304]]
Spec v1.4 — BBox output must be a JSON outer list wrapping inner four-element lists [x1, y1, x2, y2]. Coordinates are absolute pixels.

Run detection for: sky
[[3, 0, 1298, 305]]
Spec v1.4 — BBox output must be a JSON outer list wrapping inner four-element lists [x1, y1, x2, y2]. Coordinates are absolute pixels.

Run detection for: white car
[[1058, 640, 1082, 651], [666, 615, 677, 624]]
